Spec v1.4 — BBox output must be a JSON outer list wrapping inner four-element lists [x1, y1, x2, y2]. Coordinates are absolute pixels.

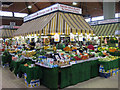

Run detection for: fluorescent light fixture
[[28, 5, 32, 9], [92, 16, 104, 21], [14, 12, 28, 17], [0, 11, 13, 17], [73, 2, 77, 5]]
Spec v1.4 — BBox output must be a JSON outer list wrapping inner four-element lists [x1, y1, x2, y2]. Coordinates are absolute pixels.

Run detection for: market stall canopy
[[0, 29, 16, 38], [14, 3, 93, 36], [91, 23, 119, 36], [0, 25, 19, 38]]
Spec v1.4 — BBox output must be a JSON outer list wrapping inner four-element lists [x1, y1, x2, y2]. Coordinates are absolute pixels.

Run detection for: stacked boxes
[[24, 73, 40, 88], [99, 65, 118, 78]]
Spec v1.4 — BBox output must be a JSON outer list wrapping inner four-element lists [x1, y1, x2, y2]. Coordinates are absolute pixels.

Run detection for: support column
[[103, 2, 115, 19]]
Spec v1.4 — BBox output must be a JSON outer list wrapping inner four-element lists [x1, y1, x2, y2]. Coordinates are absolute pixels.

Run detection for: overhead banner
[[24, 3, 82, 22]]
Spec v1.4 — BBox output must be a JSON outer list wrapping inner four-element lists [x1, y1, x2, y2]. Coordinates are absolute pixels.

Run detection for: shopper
[[36, 39, 42, 49], [29, 38, 35, 50]]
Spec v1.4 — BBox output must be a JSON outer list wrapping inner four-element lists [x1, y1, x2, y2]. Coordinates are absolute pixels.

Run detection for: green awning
[[91, 23, 119, 36]]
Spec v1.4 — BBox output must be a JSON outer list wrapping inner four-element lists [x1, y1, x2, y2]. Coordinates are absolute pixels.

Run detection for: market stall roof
[[14, 3, 93, 36], [0, 29, 17, 38], [91, 23, 119, 36], [0, 25, 19, 38]]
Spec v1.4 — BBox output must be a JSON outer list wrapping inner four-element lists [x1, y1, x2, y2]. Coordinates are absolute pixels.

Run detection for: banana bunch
[[44, 46, 50, 50], [23, 51, 36, 57]]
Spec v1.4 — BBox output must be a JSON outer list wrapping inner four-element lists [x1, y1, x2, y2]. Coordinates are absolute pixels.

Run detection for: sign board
[[24, 3, 82, 22], [98, 18, 120, 24], [58, 4, 82, 14], [0, 25, 20, 29]]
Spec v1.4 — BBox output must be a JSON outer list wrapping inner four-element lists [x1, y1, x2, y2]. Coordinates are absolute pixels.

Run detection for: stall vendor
[[29, 38, 35, 50], [56, 42, 65, 50]]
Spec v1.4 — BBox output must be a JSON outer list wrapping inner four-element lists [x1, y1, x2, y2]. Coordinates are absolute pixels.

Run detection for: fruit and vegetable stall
[[0, 3, 120, 89], [1, 45, 120, 89]]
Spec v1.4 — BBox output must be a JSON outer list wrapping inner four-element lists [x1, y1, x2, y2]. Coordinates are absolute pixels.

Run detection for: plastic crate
[[24, 73, 40, 88], [99, 72, 110, 78]]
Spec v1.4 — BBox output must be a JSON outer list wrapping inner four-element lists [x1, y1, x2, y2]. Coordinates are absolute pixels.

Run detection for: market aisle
[[67, 75, 118, 88], [1, 67, 48, 89], [1, 66, 118, 89]]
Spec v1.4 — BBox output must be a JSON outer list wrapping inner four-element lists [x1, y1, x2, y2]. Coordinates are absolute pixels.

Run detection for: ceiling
[[1, 2, 120, 18]]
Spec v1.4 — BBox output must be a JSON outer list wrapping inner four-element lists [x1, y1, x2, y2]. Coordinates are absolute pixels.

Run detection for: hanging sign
[[70, 33, 75, 41], [79, 35, 83, 41], [54, 33, 60, 42]]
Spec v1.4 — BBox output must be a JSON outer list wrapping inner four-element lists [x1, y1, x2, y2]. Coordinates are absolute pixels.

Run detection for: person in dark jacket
[[29, 38, 35, 50]]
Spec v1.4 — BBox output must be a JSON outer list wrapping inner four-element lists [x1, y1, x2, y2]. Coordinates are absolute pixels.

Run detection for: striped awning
[[42, 12, 93, 35], [0, 29, 16, 38], [14, 13, 56, 36], [14, 12, 93, 36], [91, 23, 119, 36]]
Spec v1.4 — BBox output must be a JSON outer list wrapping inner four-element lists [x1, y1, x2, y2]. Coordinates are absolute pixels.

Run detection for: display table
[[9, 60, 28, 76], [59, 59, 99, 88], [99, 59, 119, 72], [108, 51, 120, 56], [3, 52, 119, 89], [2, 54, 12, 66]]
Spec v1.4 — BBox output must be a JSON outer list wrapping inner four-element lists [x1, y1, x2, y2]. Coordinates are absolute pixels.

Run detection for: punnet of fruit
[[63, 47, 72, 52], [108, 47, 117, 52]]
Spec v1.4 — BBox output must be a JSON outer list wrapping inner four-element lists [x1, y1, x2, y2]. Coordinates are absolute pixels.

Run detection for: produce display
[[99, 56, 119, 61], [22, 51, 36, 57]]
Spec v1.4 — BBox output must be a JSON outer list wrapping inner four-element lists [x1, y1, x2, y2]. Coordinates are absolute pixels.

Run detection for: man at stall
[[29, 38, 35, 50], [56, 42, 65, 50]]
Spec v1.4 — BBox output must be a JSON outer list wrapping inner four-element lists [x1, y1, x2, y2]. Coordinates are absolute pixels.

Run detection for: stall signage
[[24, 3, 82, 22], [13, 26, 20, 29], [0, 25, 20, 29], [54, 33, 60, 42], [70, 33, 75, 41], [58, 4, 82, 14], [98, 18, 120, 24]]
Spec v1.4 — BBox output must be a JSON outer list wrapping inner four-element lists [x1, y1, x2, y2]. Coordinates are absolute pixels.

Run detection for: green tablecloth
[[99, 59, 119, 72], [40, 67, 58, 89], [59, 60, 99, 89], [2, 54, 12, 66], [17, 64, 42, 84], [9, 60, 28, 76], [108, 51, 120, 56], [90, 60, 99, 78]]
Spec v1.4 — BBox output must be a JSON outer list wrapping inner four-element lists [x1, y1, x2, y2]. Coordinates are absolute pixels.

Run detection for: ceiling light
[[28, 5, 32, 9], [73, 2, 77, 5]]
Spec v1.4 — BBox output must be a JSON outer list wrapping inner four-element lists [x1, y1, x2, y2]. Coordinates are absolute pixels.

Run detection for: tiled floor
[[0, 66, 119, 89]]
